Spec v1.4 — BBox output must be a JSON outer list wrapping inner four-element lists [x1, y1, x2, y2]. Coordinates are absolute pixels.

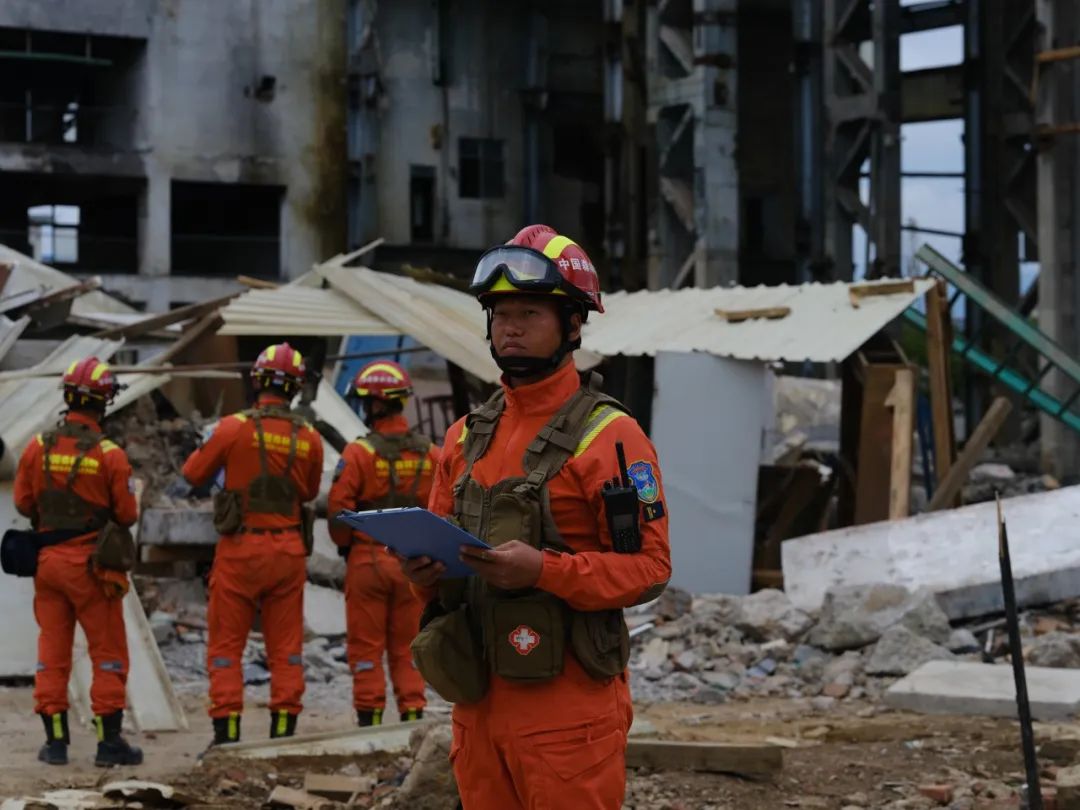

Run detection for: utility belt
[[213, 491, 315, 555], [239, 524, 303, 536], [1, 521, 135, 578], [412, 579, 629, 705]]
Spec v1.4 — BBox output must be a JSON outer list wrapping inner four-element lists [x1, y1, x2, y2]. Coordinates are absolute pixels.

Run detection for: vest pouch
[[93, 521, 136, 573], [483, 589, 566, 682], [300, 503, 316, 556], [570, 608, 630, 680], [212, 490, 244, 535], [38, 489, 93, 532], [247, 474, 297, 516], [411, 601, 489, 704], [486, 489, 542, 548]]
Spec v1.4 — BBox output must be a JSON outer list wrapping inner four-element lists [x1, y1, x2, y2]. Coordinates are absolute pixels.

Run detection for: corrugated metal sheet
[[0, 336, 123, 478], [584, 279, 934, 363], [0, 243, 137, 317], [318, 264, 501, 383], [219, 285, 400, 337], [0, 315, 30, 364], [214, 264, 930, 378]]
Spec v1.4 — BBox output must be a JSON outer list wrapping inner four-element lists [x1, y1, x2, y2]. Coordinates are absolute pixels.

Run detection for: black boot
[[38, 712, 69, 766], [269, 710, 298, 739], [211, 713, 242, 746], [400, 707, 424, 723], [356, 707, 383, 727], [94, 711, 143, 767]]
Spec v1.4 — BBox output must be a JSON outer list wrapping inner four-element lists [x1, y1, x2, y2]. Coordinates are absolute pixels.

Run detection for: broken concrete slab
[[782, 485, 1080, 619], [304, 583, 346, 637], [885, 660, 1080, 721], [139, 505, 215, 545], [205, 721, 426, 759], [390, 725, 458, 810]]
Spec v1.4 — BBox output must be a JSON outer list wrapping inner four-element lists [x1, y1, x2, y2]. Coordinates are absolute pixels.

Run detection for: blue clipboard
[[334, 507, 491, 579]]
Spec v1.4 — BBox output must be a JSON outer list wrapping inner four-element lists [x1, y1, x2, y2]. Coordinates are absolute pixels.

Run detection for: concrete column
[[137, 167, 170, 279], [1036, 0, 1080, 478]]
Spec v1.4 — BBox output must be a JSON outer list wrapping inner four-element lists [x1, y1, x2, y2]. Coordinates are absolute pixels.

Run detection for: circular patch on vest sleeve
[[508, 624, 541, 656]]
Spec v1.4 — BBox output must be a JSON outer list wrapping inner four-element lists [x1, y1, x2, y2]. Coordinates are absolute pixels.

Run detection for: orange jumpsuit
[[423, 361, 671, 810], [328, 413, 439, 714], [14, 412, 139, 717], [182, 394, 324, 720]]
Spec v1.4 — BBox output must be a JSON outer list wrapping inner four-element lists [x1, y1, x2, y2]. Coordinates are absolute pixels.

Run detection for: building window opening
[[28, 204, 80, 264], [459, 138, 504, 199], [171, 182, 283, 278], [410, 165, 435, 241]]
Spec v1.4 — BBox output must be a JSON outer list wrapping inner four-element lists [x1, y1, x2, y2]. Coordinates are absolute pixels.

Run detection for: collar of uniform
[[256, 393, 290, 408], [66, 411, 102, 431], [371, 413, 410, 435], [501, 360, 581, 417]]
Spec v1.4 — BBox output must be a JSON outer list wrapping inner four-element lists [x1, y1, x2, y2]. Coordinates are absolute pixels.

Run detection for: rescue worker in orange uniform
[[400, 226, 671, 810], [15, 357, 143, 767], [328, 360, 439, 726], [182, 343, 324, 745]]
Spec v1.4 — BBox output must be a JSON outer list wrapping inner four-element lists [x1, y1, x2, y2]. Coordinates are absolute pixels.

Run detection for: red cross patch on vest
[[509, 625, 540, 656]]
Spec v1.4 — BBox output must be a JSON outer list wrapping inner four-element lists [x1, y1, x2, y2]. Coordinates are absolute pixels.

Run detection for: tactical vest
[[364, 431, 433, 509], [411, 373, 632, 704], [37, 422, 111, 532], [213, 406, 313, 548]]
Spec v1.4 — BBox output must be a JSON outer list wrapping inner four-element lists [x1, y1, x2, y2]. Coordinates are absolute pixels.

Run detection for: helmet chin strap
[[486, 305, 582, 379]]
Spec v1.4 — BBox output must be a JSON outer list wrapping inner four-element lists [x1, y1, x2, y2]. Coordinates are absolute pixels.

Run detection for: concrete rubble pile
[[626, 582, 1080, 709]]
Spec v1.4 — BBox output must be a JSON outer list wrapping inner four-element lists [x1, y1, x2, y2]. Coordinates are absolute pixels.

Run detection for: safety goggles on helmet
[[469, 246, 589, 304]]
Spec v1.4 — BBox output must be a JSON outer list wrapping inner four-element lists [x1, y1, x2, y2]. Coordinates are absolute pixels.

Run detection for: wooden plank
[[885, 368, 915, 520], [303, 774, 376, 802], [848, 279, 916, 307], [625, 740, 782, 777], [927, 396, 1014, 511], [855, 363, 910, 524], [715, 306, 792, 323], [1037, 45, 1080, 64], [92, 293, 239, 341], [208, 722, 423, 759], [925, 280, 957, 504], [752, 569, 785, 590], [237, 275, 281, 289]]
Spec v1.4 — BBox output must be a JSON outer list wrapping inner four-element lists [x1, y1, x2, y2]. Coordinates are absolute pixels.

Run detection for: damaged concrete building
[[0, 0, 347, 310]]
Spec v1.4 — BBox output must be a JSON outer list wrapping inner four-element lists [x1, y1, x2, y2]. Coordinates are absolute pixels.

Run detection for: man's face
[[490, 296, 580, 360]]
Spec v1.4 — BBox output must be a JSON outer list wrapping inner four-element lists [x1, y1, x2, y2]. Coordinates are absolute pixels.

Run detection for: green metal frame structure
[[903, 244, 1080, 435]]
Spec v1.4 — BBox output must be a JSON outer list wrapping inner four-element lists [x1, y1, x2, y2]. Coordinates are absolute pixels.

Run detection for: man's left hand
[[460, 540, 543, 590]]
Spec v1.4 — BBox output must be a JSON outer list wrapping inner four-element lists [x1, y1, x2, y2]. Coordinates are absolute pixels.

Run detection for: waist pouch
[[212, 490, 243, 535], [481, 589, 566, 682], [570, 609, 631, 679], [411, 597, 489, 705], [93, 521, 136, 573], [1, 528, 84, 577]]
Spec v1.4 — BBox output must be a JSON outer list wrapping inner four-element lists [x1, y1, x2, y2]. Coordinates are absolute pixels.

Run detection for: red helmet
[[469, 224, 603, 313], [63, 357, 122, 407], [351, 360, 413, 402], [251, 342, 306, 392]]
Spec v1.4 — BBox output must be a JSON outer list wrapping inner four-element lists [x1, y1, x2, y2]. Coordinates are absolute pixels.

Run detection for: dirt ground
[[0, 684, 1068, 809]]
